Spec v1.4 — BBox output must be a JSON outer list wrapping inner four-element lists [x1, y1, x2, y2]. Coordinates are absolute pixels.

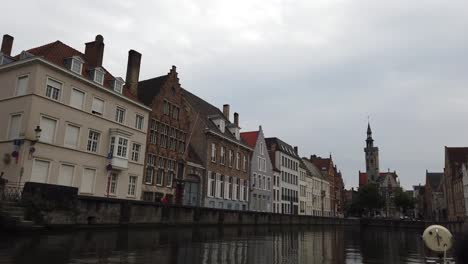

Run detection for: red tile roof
[[17, 40, 139, 102], [359, 171, 398, 187], [240, 131, 259, 149], [311, 158, 331, 171]]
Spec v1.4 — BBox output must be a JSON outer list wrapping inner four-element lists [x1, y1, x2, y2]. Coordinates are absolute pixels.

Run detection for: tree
[[355, 184, 385, 216], [393, 187, 415, 215]]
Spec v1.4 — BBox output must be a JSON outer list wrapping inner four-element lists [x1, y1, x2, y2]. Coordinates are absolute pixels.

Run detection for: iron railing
[[0, 183, 23, 202]]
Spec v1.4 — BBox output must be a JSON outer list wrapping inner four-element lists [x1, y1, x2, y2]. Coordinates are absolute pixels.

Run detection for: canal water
[[0, 225, 453, 264]]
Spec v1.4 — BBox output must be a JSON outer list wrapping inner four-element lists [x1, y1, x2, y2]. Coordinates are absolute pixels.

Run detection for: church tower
[[364, 122, 379, 183]]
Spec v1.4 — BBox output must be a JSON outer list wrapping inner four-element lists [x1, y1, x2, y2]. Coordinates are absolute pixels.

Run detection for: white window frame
[[113, 79, 124, 94], [92, 68, 105, 85], [58, 163, 75, 187], [135, 114, 144, 130], [116, 137, 129, 158], [8, 113, 22, 140], [236, 152, 240, 170], [16, 74, 29, 96], [220, 146, 226, 165], [128, 175, 138, 197], [86, 130, 100, 153], [45, 77, 62, 101], [109, 173, 118, 195], [131, 142, 141, 162], [31, 158, 51, 183], [70, 57, 84, 75], [211, 143, 217, 163], [115, 107, 126, 124]]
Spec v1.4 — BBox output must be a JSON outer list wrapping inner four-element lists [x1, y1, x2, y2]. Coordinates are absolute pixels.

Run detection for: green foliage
[[393, 187, 415, 213], [346, 184, 385, 216]]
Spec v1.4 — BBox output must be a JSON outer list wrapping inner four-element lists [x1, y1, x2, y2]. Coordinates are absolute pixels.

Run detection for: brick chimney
[[234, 112, 239, 127], [294, 146, 298, 155], [125, 49, 141, 97], [223, 104, 230, 120], [1, 34, 13, 56], [84, 35, 105, 67]]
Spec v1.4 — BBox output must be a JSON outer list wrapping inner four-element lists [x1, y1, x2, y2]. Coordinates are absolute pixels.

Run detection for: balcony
[[108, 128, 133, 170]]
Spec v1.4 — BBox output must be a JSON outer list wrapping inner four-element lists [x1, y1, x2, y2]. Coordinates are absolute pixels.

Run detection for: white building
[[302, 157, 331, 216], [0, 34, 150, 199], [265, 137, 300, 215]]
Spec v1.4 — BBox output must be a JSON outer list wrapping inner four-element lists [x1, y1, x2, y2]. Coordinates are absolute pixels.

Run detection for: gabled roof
[[240, 131, 259, 149], [137, 74, 169, 106], [186, 144, 203, 166], [311, 158, 331, 172], [359, 171, 398, 187], [302, 158, 327, 180], [16, 40, 139, 101], [181, 88, 250, 148], [265, 137, 300, 159], [426, 172, 443, 190]]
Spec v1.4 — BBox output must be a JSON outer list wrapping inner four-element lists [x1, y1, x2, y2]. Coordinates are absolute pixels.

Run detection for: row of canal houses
[[0, 34, 344, 217]]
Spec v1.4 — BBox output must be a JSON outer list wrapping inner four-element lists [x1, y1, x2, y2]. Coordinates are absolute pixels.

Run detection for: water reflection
[[0, 225, 442, 264]]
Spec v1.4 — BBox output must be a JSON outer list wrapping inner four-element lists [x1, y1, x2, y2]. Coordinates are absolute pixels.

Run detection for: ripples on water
[[0, 226, 454, 264]]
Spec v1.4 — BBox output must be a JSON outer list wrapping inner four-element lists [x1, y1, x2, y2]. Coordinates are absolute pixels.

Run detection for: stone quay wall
[[17, 182, 357, 228]]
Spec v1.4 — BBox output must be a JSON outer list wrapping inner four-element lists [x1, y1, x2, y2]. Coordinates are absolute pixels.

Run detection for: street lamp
[[34, 126, 42, 141]]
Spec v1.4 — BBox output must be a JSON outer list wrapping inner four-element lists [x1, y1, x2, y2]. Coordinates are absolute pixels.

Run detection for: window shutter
[[59, 164, 74, 186], [40, 117, 57, 143], [65, 125, 80, 148], [16, 76, 29, 96], [81, 168, 95, 193], [92, 98, 104, 114], [8, 114, 21, 139], [31, 160, 49, 183], [70, 89, 85, 109]]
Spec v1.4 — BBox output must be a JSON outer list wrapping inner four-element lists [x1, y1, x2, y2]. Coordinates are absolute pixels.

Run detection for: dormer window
[[69, 56, 84, 75], [218, 120, 225, 133], [112, 77, 124, 94], [91, 67, 105, 85]]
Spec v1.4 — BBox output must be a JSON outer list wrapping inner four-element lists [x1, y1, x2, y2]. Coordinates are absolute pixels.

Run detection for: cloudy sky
[[3, 0, 468, 189]]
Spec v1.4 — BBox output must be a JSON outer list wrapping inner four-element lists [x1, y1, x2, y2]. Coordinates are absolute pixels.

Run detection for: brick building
[[310, 155, 338, 216], [443, 147, 468, 222], [424, 171, 445, 221], [137, 66, 190, 203], [182, 91, 252, 210]]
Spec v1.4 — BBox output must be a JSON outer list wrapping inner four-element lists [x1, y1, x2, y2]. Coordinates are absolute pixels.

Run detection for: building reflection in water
[[0, 225, 434, 264]]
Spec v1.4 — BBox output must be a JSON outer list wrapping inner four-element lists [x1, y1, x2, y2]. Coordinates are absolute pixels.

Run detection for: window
[[81, 168, 96, 194], [46, 78, 62, 101], [229, 150, 234, 167], [16, 75, 29, 96], [116, 137, 128, 158], [92, 68, 105, 85], [135, 115, 144, 130], [208, 172, 216, 197], [156, 169, 164, 186], [150, 119, 158, 144], [64, 124, 80, 148], [163, 100, 170, 115], [131, 143, 141, 162], [220, 175, 225, 198], [115, 107, 126, 124], [172, 105, 179, 120], [240, 179, 244, 201], [253, 173, 257, 188], [243, 155, 247, 171], [31, 159, 50, 183], [87, 130, 100, 153], [220, 146, 226, 165], [40, 116, 57, 144], [109, 173, 118, 195], [113, 79, 124, 94], [128, 176, 137, 196], [211, 143, 217, 162], [69, 57, 84, 74], [228, 176, 233, 199], [236, 153, 240, 170], [260, 142, 264, 155], [70, 88, 85, 109], [91, 97, 104, 115], [8, 113, 21, 140], [145, 154, 156, 184], [236, 178, 241, 200], [58, 164, 74, 187]]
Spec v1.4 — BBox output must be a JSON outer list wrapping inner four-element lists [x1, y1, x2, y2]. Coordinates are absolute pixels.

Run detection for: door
[[183, 175, 200, 206], [31, 160, 50, 183]]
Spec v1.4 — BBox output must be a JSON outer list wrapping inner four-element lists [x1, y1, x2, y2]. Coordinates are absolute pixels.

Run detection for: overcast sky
[[3, 0, 468, 189]]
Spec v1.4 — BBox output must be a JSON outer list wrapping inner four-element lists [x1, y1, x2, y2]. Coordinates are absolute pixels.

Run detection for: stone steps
[[0, 201, 44, 231]]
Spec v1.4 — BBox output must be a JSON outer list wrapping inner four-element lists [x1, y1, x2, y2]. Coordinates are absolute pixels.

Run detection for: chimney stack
[[84, 35, 105, 67], [1, 34, 13, 56], [294, 146, 298, 155], [223, 104, 230, 120], [234, 112, 239, 127], [125, 49, 142, 98]]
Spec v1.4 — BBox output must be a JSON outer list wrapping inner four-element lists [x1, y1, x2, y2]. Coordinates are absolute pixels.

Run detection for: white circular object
[[422, 225, 453, 253]]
